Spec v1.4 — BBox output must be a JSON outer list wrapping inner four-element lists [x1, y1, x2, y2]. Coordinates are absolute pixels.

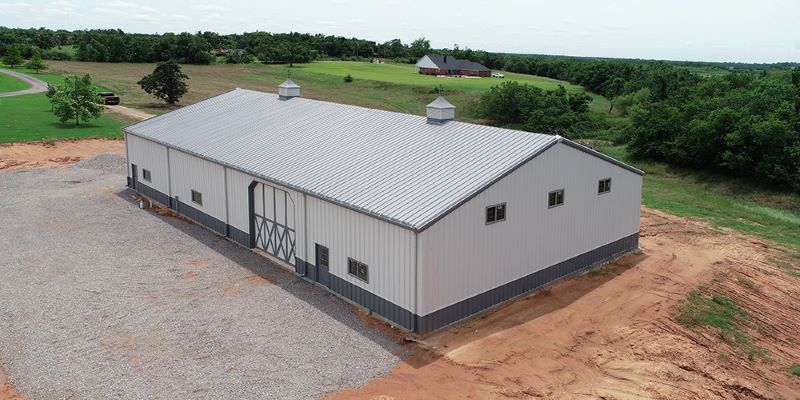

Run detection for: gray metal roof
[[124, 88, 642, 231], [427, 55, 490, 71]]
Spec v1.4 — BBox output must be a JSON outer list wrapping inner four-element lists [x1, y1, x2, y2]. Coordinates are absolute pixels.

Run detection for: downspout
[[166, 147, 173, 208], [413, 230, 419, 333], [224, 167, 230, 237], [123, 132, 130, 186], [303, 192, 309, 271]]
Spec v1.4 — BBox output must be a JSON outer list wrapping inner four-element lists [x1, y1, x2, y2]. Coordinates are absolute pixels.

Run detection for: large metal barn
[[124, 80, 643, 334]]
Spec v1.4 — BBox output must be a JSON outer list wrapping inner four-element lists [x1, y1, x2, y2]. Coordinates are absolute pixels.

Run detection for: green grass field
[[294, 61, 611, 113], [599, 144, 800, 251], [44, 60, 611, 117], [0, 71, 32, 92], [0, 66, 129, 143]]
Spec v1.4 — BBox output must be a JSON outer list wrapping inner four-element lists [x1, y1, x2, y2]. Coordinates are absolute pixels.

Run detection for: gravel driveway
[[0, 155, 408, 399], [0, 69, 48, 97]]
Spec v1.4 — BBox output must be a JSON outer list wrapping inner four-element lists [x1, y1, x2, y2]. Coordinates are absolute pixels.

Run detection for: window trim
[[485, 202, 507, 225], [317, 244, 329, 267], [347, 257, 369, 283], [598, 178, 612, 195], [142, 168, 152, 182], [190, 189, 203, 206], [548, 189, 565, 209]]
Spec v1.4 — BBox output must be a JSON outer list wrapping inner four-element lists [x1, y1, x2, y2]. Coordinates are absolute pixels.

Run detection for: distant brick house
[[415, 55, 491, 77]]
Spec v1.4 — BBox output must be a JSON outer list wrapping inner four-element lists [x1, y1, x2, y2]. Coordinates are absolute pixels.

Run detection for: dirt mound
[[0, 139, 124, 171], [73, 153, 126, 174], [330, 207, 800, 399]]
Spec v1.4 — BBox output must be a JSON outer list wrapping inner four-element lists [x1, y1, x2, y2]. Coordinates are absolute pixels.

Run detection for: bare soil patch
[[331, 207, 800, 399], [0, 138, 124, 170], [105, 105, 154, 122], [0, 363, 26, 400]]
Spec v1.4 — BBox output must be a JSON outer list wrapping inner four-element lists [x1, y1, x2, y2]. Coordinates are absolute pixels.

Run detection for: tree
[[409, 37, 431, 58], [3, 44, 23, 68], [45, 83, 57, 111], [792, 68, 800, 116], [25, 53, 48, 73], [51, 75, 103, 125], [137, 60, 189, 104], [225, 50, 254, 64]]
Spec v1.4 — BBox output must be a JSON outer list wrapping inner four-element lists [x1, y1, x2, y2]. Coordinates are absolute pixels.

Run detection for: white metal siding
[[125, 134, 169, 194], [417, 142, 642, 316], [169, 149, 227, 223], [305, 196, 416, 312]]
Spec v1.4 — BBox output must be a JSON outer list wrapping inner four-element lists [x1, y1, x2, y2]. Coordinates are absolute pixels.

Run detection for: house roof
[[426, 55, 490, 71], [124, 88, 642, 231]]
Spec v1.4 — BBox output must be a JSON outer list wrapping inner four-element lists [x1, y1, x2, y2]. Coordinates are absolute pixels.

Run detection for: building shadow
[[115, 188, 411, 357]]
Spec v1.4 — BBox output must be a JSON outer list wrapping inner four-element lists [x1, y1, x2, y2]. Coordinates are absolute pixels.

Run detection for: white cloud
[[105, 0, 157, 14], [0, 0, 796, 62]]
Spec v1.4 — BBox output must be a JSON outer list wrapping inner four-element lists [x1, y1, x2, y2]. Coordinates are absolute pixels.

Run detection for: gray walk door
[[252, 183, 296, 266]]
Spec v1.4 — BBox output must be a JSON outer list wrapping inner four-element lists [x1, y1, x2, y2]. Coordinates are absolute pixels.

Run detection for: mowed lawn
[[0, 67, 129, 143], [0, 71, 32, 92], [45, 60, 610, 117]]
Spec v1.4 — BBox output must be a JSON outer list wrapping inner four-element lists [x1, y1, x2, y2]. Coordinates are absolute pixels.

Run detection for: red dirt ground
[[330, 208, 800, 399], [0, 138, 124, 170]]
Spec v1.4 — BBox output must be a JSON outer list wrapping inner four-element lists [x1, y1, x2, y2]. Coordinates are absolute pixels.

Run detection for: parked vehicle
[[98, 92, 120, 105], [491, 73, 505, 78]]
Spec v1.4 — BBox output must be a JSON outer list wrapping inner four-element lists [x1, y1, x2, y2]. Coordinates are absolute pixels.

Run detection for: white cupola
[[426, 96, 455, 124], [278, 78, 300, 100]]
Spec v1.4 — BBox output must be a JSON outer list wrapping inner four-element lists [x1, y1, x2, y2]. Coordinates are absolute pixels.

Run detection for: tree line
[[0, 27, 436, 65], [475, 62, 800, 191]]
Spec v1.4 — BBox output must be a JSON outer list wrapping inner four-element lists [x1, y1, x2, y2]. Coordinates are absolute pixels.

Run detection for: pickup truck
[[98, 92, 120, 105]]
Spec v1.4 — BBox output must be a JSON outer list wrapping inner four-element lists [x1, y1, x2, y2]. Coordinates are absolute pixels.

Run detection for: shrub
[[343, 74, 353, 83]]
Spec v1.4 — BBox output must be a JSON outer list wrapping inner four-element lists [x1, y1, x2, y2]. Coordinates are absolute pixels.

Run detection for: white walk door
[[252, 183, 296, 265]]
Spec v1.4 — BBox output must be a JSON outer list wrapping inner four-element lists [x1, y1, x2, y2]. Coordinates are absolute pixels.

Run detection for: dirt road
[[0, 139, 125, 170], [332, 208, 800, 399], [105, 105, 154, 121], [0, 69, 47, 97]]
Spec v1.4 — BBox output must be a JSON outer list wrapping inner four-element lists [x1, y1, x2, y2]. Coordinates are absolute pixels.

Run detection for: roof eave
[[122, 129, 423, 232], [558, 138, 646, 176]]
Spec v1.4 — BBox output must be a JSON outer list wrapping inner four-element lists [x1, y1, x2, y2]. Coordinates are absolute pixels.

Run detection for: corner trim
[[559, 138, 645, 176]]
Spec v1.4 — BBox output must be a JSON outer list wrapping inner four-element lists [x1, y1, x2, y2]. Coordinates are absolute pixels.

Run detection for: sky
[[1, 0, 798, 63]]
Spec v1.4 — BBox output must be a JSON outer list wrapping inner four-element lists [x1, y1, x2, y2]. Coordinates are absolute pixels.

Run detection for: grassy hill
[[0, 66, 130, 143], [44, 60, 610, 117]]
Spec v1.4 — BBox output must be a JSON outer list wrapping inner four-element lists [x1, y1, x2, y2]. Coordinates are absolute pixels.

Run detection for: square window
[[142, 169, 151, 182], [598, 178, 611, 194], [317, 245, 329, 267], [348, 258, 368, 282], [191, 190, 203, 206], [548, 189, 564, 208], [485, 203, 506, 224]]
